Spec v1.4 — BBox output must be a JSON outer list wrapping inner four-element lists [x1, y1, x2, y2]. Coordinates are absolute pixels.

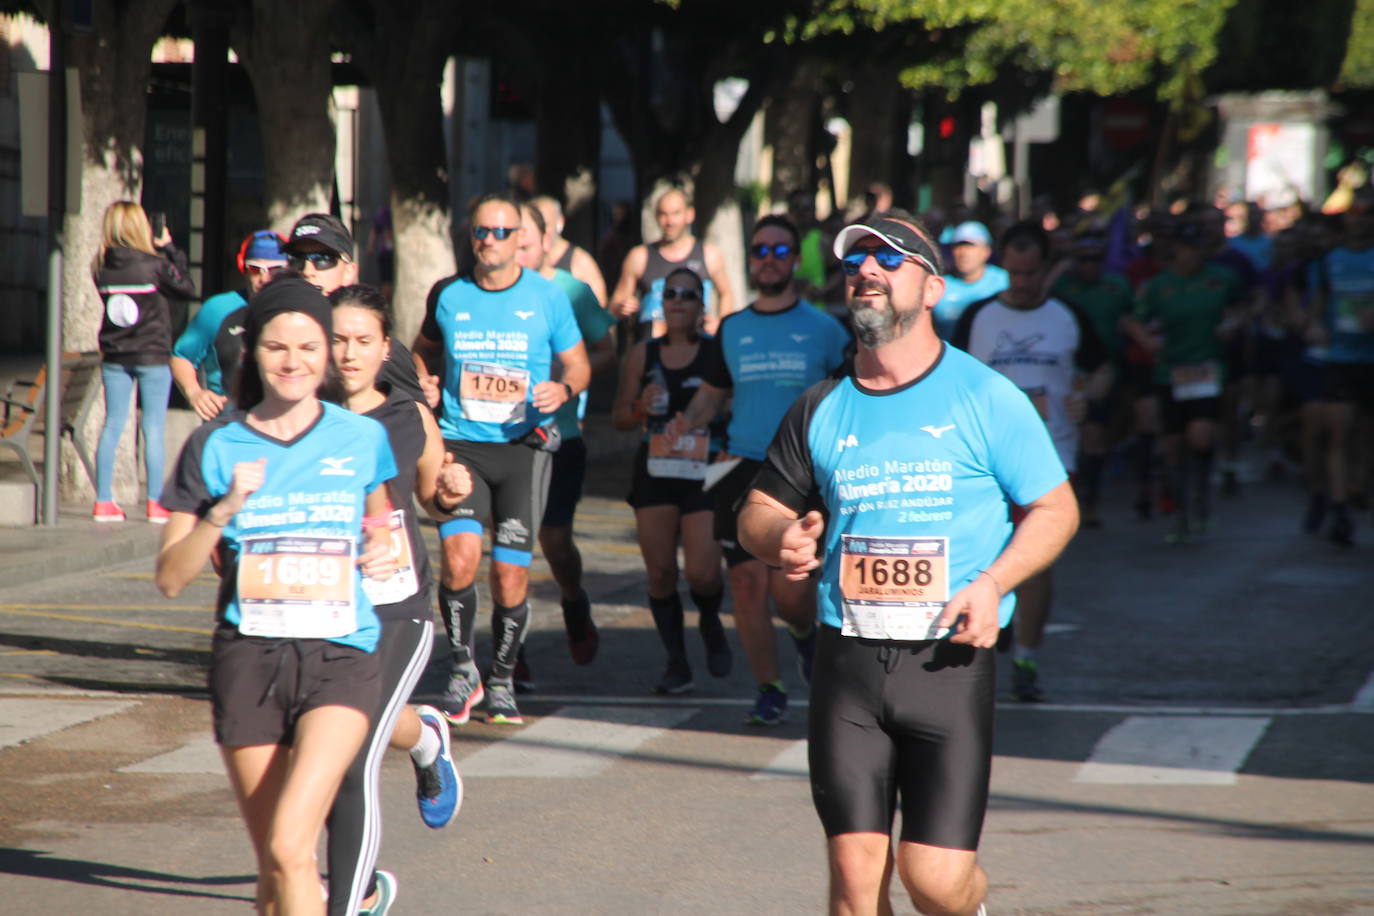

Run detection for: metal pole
[[1013, 123, 1029, 219], [42, 20, 66, 526]]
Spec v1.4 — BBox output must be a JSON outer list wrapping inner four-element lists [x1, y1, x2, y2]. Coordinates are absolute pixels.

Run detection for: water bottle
[[647, 364, 670, 415]]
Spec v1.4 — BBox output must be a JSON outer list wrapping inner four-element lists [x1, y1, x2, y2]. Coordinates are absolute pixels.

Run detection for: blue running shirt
[[422, 270, 583, 442], [933, 265, 1008, 340], [701, 300, 850, 461], [753, 345, 1066, 636], [172, 290, 247, 395], [1321, 246, 1374, 364], [162, 403, 398, 652], [550, 268, 615, 440]]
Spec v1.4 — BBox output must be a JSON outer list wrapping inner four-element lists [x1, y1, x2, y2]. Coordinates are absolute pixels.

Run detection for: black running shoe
[[699, 613, 732, 678], [654, 661, 694, 695], [1303, 492, 1327, 534], [1329, 511, 1355, 548], [1011, 659, 1044, 702]]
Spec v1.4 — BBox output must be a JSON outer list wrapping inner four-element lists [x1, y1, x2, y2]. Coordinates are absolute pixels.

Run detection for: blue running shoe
[[359, 869, 397, 915], [746, 682, 787, 726], [790, 624, 816, 686], [413, 705, 463, 828]]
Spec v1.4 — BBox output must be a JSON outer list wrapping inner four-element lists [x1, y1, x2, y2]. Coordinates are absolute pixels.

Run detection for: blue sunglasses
[[749, 242, 794, 260], [841, 245, 915, 276], [473, 225, 518, 240]]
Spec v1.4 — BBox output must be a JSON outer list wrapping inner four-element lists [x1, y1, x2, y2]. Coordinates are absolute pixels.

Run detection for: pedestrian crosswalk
[[1073, 715, 1271, 785], [0, 694, 1358, 785], [0, 697, 137, 749], [458, 705, 698, 778]]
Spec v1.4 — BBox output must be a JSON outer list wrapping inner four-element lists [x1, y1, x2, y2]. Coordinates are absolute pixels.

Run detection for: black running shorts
[[542, 436, 587, 529], [1158, 385, 1221, 434], [438, 439, 552, 567], [626, 442, 713, 515], [711, 457, 762, 568], [210, 626, 380, 747], [808, 625, 994, 850], [1325, 361, 1374, 410]]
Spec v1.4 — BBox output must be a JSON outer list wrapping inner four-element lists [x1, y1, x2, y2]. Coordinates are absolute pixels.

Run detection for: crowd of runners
[[78, 170, 1372, 915]]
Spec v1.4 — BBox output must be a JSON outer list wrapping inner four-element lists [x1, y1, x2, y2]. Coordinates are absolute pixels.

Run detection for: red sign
[[1101, 99, 1151, 150]]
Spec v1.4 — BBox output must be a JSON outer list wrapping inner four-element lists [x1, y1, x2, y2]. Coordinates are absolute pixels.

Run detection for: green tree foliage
[[792, 0, 1238, 100], [1340, 0, 1374, 88]]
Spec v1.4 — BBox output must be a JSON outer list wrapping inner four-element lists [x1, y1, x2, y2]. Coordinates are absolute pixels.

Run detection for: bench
[[0, 352, 101, 513]]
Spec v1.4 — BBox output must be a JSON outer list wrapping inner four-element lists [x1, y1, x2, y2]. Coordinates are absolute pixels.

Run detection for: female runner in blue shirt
[[156, 275, 397, 915]]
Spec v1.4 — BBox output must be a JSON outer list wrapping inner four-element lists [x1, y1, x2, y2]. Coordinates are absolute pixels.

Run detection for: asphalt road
[[0, 457, 1371, 915]]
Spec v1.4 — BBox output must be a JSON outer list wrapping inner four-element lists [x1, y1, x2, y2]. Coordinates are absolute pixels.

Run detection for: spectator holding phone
[[92, 200, 197, 523]]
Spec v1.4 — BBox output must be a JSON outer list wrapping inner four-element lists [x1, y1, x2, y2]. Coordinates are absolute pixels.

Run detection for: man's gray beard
[[851, 301, 918, 347]]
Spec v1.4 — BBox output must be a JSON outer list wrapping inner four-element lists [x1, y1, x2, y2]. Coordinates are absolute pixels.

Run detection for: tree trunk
[[603, 34, 794, 235], [54, 0, 180, 503], [846, 59, 907, 205], [235, 0, 338, 232], [766, 59, 823, 202], [533, 31, 604, 251], [357, 0, 461, 345]]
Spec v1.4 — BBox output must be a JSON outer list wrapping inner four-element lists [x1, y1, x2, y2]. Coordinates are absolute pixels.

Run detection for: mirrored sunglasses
[[749, 242, 794, 260], [840, 245, 911, 275], [473, 226, 518, 240]]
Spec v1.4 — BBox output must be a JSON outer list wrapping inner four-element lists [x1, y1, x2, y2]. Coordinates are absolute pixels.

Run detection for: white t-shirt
[[952, 296, 1106, 472]]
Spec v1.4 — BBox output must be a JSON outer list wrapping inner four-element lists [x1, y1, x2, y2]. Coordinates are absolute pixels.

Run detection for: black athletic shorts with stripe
[[808, 625, 994, 850]]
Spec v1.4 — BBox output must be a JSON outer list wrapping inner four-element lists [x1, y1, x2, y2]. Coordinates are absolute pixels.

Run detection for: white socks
[[410, 717, 442, 769]]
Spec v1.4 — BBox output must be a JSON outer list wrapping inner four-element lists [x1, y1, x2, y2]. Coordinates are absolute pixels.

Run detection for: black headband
[[245, 275, 333, 347]]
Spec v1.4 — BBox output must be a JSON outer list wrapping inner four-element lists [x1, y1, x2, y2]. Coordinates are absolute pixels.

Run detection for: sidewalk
[[0, 506, 164, 589], [0, 408, 643, 590]]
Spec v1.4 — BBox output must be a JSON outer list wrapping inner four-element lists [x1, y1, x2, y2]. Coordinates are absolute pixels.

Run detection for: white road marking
[[0, 697, 137, 749], [423, 693, 1374, 716], [752, 740, 809, 781], [1074, 715, 1271, 785], [1352, 670, 1374, 710], [119, 733, 222, 775], [1043, 623, 1080, 635], [458, 705, 699, 778]]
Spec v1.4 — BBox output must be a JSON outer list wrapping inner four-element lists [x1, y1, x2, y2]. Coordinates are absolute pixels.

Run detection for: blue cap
[[948, 221, 992, 247], [243, 230, 286, 267]]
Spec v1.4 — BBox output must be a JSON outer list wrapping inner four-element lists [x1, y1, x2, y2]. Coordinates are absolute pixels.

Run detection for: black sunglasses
[[840, 246, 912, 276], [473, 226, 518, 240], [288, 252, 345, 271], [663, 286, 701, 302], [749, 242, 794, 260]]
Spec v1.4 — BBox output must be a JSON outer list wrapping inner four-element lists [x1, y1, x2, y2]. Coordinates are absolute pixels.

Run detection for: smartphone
[[150, 210, 167, 239]]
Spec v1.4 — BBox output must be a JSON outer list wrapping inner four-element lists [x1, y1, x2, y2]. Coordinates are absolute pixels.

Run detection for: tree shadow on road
[[0, 847, 253, 903], [990, 792, 1374, 846]]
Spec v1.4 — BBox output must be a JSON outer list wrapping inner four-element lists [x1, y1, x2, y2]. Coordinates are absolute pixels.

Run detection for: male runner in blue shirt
[[413, 193, 590, 726], [739, 211, 1078, 916]]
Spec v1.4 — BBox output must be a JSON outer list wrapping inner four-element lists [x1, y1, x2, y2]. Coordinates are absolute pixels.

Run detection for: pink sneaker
[[93, 501, 126, 523], [146, 500, 171, 524]]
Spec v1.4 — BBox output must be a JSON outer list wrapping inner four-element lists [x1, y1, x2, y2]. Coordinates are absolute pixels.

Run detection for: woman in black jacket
[[92, 201, 197, 522]]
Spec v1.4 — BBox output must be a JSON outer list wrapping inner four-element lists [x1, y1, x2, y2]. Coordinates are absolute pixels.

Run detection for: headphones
[[236, 230, 288, 274]]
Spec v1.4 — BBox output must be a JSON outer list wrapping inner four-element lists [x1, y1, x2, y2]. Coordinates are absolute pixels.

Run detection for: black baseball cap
[[285, 213, 354, 259], [832, 217, 942, 275]]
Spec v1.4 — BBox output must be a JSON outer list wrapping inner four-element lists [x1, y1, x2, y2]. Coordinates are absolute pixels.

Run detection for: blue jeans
[[95, 362, 172, 503]]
